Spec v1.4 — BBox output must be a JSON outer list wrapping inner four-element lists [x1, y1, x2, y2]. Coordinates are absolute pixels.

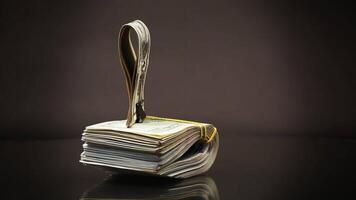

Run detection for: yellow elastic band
[[146, 116, 218, 143]]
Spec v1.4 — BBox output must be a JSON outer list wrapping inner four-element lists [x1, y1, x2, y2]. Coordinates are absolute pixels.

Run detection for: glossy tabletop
[[1, 134, 355, 199]]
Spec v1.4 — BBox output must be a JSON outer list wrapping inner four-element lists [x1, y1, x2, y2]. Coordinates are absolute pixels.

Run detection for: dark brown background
[[1, 2, 356, 199], [1, 0, 355, 139]]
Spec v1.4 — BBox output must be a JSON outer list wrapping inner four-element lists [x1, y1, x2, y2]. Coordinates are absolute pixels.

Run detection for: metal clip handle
[[118, 20, 151, 127]]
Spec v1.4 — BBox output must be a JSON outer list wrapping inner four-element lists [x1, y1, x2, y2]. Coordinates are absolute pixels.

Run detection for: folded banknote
[[119, 20, 150, 127]]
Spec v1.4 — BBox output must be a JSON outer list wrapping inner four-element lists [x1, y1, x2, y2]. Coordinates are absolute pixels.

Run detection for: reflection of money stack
[[79, 20, 219, 178], [80, 175, 219, 200]]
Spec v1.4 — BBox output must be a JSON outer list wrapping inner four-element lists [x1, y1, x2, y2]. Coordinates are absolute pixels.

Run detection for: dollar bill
[[119, 20, 151, 127]]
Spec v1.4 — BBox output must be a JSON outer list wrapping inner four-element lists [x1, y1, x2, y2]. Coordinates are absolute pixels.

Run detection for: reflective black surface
[[1, 135, 356, 199], [81, 175, 219, 199]]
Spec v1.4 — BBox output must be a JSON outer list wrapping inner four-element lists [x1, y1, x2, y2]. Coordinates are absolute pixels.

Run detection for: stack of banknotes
[[80, 116, 219, 178], [80, 20, 219, 178], [80, 175, 219, 200]]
